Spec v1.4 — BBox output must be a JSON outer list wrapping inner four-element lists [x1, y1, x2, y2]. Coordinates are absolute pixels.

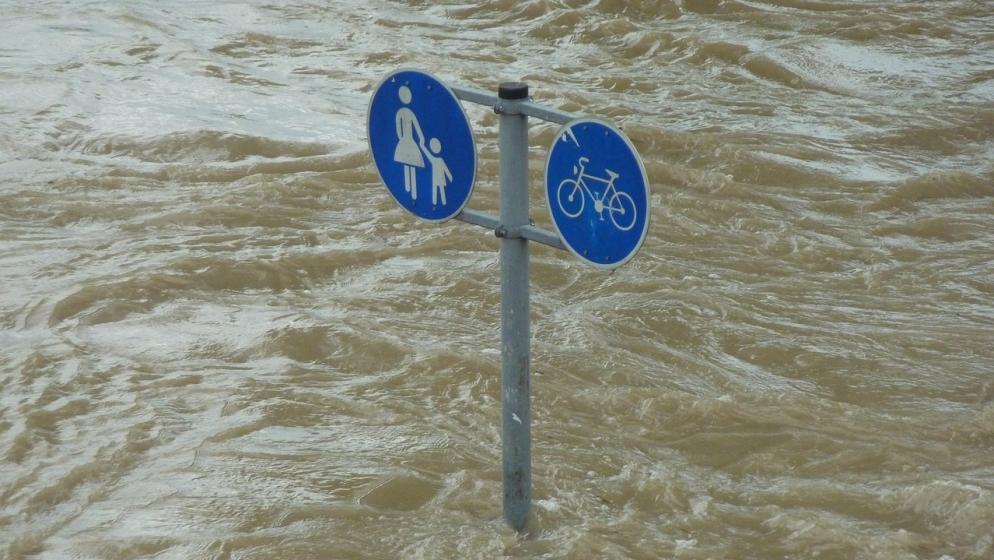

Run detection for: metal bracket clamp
[[494, 84, 528, 116], [452, 84, 579, 125], [456, 209, 564, 250], [494, 100, 530, 116]]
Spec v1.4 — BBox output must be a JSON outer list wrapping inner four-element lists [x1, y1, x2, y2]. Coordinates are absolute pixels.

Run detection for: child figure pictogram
[[425, 138, 453, 206]]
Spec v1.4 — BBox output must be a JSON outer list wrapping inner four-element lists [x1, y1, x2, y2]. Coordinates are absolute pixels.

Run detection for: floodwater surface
[[1, 1, 993, 558]]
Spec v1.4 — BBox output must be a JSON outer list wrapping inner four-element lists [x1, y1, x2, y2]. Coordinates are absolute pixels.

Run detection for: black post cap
[[498, 82, 529, 100]]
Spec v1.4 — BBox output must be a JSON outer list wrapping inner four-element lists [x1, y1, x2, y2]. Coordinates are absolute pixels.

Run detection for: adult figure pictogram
[[393, 86, 426, 200]]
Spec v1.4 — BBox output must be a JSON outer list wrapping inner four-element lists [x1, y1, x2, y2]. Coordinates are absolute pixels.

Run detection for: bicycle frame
[[573, 157, 619, 204], [556, 156, 638, 232]]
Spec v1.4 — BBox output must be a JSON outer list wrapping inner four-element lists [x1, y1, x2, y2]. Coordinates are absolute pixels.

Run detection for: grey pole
[[497, 81, 531, 532]]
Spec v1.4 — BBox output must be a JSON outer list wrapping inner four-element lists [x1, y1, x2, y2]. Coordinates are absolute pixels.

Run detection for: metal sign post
[[496, 82, 531, 530], [367, 70, 650, 532]]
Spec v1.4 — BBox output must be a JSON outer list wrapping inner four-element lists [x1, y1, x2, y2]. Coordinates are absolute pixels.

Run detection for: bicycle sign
[[545, 118, 649, 268], [557, 156, 637, 231]]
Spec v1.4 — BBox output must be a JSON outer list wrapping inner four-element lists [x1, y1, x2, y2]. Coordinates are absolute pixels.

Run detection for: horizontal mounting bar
[[451, 85, 579, 125], [457, 207, 500, 230], [519, 224, 566, 250], [456, 209, 566, 251]]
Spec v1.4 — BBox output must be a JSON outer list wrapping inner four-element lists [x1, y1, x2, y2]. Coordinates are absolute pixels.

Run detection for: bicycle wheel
[[608, 191, 637, 231], [557, 179, 585, 218]]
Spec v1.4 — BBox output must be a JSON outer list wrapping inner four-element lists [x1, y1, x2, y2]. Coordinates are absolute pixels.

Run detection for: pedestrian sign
[[367, 69, 477, 222], [545, 118, 650, 268]]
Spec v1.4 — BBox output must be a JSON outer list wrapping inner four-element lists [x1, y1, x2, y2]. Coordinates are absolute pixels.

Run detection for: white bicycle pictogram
[[556, 157, 637, 231]]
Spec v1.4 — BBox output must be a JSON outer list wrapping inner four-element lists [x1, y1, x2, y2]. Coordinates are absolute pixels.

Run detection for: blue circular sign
[[367, 70, 476, 222], [545, 118, 650, 268]]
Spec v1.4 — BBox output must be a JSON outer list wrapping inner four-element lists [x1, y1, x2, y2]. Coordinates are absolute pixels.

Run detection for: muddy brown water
[[1, 1, 993, 558]]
